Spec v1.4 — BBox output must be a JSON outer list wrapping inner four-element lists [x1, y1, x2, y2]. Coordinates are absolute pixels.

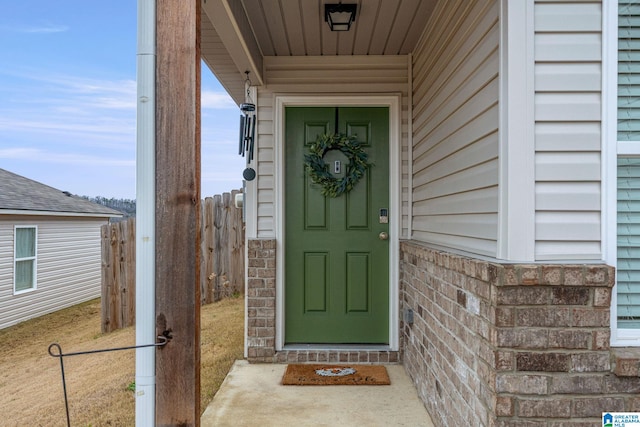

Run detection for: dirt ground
[[0, 296, 244, 426]]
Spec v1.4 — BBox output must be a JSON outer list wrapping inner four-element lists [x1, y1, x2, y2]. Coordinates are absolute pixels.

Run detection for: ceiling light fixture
[[324, 3, 357, 32]]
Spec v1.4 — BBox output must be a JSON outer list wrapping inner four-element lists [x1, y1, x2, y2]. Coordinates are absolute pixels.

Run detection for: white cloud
[[202, 90, 237, 109], [0, 147, 134, 167], [0, 72, 137, 148], [0, 24, 69, 34]]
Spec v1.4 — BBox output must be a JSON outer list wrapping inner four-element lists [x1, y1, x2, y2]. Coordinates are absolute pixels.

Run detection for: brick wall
[[400, 240, 640, 426], [246, 239, 276, 361]]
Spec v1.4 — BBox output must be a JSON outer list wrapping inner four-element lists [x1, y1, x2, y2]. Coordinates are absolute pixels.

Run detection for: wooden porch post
[[155, 0, 201, 425]]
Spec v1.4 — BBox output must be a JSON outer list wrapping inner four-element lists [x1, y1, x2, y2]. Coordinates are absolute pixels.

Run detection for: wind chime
[[238, 71, 256, 181]]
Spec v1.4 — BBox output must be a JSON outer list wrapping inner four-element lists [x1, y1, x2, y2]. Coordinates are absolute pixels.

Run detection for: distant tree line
[[82, 196, 136, 219]]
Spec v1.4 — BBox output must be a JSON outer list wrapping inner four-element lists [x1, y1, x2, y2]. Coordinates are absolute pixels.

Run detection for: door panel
[[285, 106, 389, 344], [304, 252, 328, 312], [346, 253, 370, 312]]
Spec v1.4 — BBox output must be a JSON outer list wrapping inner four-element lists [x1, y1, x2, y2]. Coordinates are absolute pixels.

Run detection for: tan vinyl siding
[[200, 15, 245, 104], [0, 216, 106, 329], [410, 0, 500, 256], [534, 0, 602, 260], [255, 55, 410, 238]]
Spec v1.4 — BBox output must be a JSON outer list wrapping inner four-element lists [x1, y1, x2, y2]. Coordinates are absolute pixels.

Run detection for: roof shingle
[[0, 168, 123, 217]]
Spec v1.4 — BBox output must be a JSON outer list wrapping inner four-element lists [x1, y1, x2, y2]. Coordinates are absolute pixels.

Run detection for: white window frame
[[13, 225, 38, 294], [604, 0, 640, 346]]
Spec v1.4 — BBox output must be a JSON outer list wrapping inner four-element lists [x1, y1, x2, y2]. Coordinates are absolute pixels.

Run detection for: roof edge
[[0, 209, 123, 218]]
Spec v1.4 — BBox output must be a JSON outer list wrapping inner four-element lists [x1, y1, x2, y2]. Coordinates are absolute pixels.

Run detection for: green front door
[[285, 106, 389, 344]]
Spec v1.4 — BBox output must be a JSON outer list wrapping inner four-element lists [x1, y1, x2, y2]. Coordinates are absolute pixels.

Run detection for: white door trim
[[274, 94, 402, 351]]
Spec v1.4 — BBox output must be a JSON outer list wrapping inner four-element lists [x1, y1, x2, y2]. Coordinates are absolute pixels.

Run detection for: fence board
[[101, 218, 137, 333], [229, 189, 244, 297], [101, 194, 244, 331], [201, 197, 215, 304]]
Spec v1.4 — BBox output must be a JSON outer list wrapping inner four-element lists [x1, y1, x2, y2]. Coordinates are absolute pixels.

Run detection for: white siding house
[[0, 168, 121, 329]]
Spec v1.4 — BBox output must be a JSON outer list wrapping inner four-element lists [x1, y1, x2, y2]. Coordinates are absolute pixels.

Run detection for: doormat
[[281, 364, 390, 386]]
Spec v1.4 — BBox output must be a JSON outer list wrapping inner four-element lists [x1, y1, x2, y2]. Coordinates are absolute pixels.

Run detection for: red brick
[[549, 374, 604, 394], [573, 397, 624, 417], [564, 267, 584, 286], [246, 278, 265, 288], [518, 398, 571, 418], [497, 328, 549, 349], [247, 239, 262, 250], [548, 330, 591, 349], [247, 297, 266, 307], [584, 266, 608, 285], [570, 352, 610, 373], [504, 266, 518, 286], [551, 287, 589, 305], [496, 307, 514, 327], [495, 351, 514, 371], [593, 330, 610, 350], [256, 328, 273, 337], [261, 239, 276, 249], [257, 268, 276, 278], [516, 353, 570, 372], [497, 287, 550, 305], [571, 308, 609, 327], [248, 258, 266, 268], [478, 263, 490, 282], [603, 375, 640, 393], [488, 264, 501, 286], [628, 396, 640, 411], [256, 288, 275, 297], [496, 396, 513, 416], [464, 258, 476, 278], [593, 288, 611, 307], [542, 266, 563, 285], [519, 266, 541, 285], [496, 374, 548, 394], [516, 307, 571, 327], [247, 318, 265, 327], [612, 348, 640, 377]]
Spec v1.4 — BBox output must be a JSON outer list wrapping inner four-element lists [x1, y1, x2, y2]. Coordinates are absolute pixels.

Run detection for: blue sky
[[0, 1, 245, 199]]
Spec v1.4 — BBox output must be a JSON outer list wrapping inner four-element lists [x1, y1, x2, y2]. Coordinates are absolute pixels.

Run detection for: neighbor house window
[[613, 1, 640, 342], [14, 226, 37, 293]]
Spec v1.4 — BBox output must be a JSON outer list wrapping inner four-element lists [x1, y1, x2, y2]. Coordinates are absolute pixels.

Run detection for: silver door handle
[[379, 232, 389, 240]]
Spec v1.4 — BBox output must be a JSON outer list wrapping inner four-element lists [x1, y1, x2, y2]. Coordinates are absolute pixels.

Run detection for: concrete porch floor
[[201, 360, 435, 426]]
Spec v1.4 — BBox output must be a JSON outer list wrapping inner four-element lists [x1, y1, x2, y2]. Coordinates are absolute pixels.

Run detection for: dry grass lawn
[[0, 296, 244, 426]]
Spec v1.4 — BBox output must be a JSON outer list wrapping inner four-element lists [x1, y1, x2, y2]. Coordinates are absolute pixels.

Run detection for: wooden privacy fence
[[101, 217, 136, 333], [101, 191, 245, 333], [201, 191, 245, 303]]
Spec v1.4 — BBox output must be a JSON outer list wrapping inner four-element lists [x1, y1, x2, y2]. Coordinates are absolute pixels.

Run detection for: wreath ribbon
[[304, 133, 372, 198]]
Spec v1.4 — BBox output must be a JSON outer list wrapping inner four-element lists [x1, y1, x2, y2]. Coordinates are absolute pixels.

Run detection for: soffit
[[201, 0, 437, 105]]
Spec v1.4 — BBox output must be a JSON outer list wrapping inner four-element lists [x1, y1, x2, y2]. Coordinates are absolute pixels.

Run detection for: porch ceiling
[[201, 0, 437, 104]]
